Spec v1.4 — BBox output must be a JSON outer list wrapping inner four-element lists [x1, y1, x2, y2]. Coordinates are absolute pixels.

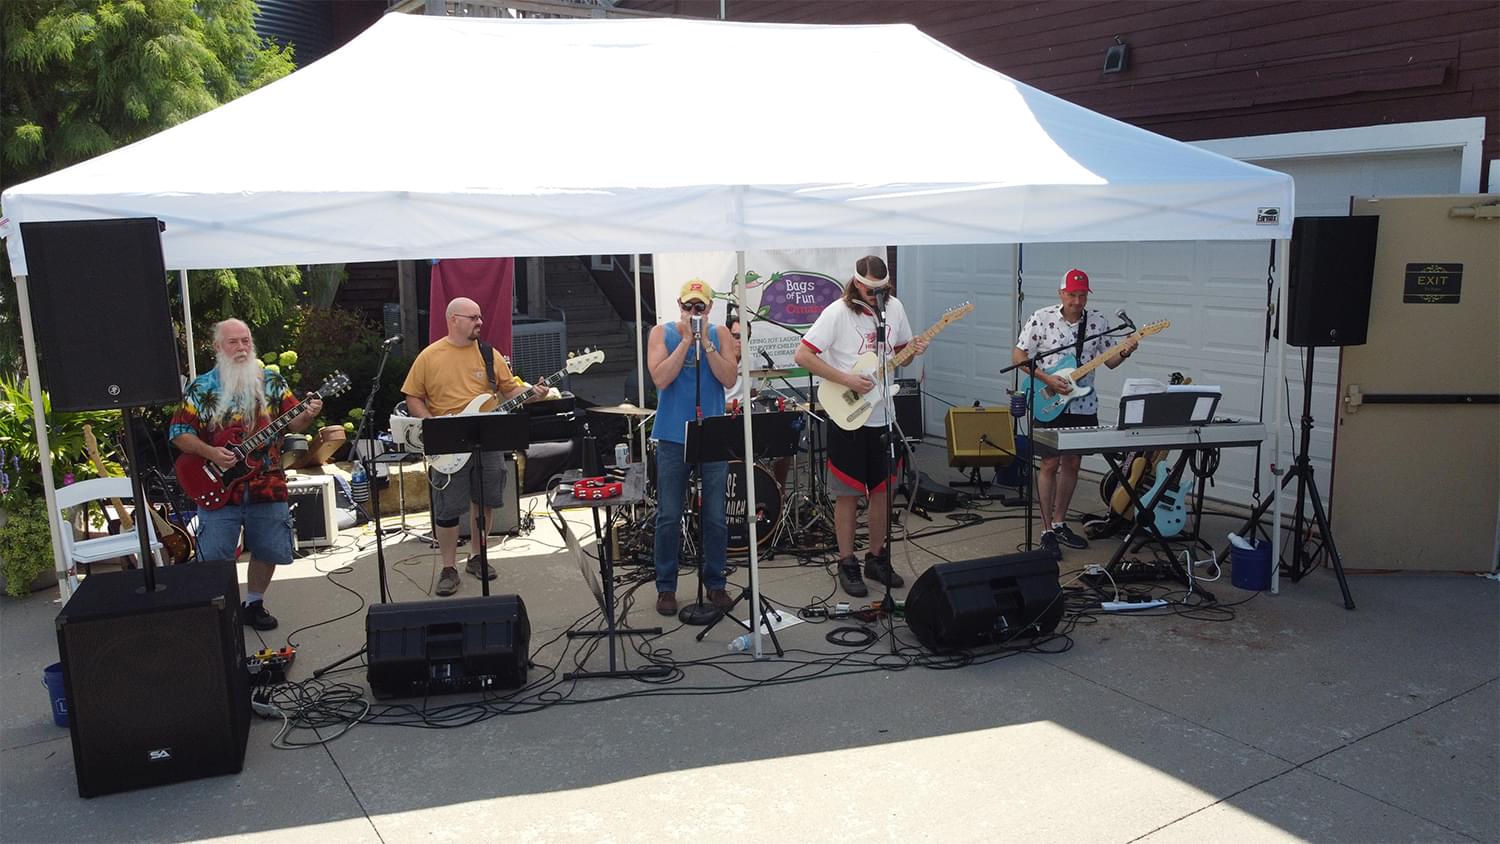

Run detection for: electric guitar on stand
[[176, 372, 351, 510], [426, 349, 605, 474], [1022, 320, 1170, 422], [820, 303, 972, 431], [82, 424, 194, 565]]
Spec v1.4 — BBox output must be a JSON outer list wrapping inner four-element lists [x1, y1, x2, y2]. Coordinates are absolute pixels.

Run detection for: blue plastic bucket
[[42, 662, 68, 728], [1230, 539, 1273, 591]]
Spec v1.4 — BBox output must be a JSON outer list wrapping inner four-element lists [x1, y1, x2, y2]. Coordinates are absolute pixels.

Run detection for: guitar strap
[[477, 340, 499, 393], [1073, 308, 1088, 364]]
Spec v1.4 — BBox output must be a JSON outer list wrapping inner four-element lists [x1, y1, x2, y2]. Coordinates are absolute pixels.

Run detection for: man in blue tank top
[[646, 279, 740, 616]]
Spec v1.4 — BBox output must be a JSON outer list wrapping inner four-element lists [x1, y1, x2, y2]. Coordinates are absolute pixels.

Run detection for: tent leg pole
[[180, 270, 196, 381], [15, 274, 72, 602], [1269, 238, 1290, 595]]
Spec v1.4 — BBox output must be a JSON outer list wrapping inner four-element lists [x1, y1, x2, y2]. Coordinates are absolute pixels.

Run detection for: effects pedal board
[[246, 646, 296, 685]]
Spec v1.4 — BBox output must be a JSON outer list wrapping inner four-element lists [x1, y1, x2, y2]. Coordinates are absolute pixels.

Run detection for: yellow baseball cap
[[679, 278, 713, 305]]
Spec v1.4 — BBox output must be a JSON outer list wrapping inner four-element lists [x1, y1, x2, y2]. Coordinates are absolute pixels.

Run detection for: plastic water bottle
[[727, 633, 754, 652], [351, 467, 369, 503]]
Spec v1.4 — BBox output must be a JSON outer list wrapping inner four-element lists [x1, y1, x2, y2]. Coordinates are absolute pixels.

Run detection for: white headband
[[853, 269, 890, 289]]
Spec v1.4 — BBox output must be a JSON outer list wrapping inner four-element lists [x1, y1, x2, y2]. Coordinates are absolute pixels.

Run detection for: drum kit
[[592, 367, 837, 560]]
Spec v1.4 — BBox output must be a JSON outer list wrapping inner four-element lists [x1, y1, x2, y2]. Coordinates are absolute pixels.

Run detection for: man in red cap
[[1012, 269, 1138, 556]]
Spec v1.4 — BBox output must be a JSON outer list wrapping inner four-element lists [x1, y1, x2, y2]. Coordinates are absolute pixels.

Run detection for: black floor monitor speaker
[[20, 218, 183, 411], [366, 594, 530, 699], [54, 562, 249, 798], [1287, 215, 1380, 347], [904, 550, 1063, 652]]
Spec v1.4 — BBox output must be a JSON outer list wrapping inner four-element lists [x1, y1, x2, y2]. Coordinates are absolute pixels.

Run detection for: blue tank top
[[655, 322, 725, 444]]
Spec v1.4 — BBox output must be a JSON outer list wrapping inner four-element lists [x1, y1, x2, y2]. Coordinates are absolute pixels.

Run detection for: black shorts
[[827, 425, 903, 496], [1036, 411, 1099, 429]]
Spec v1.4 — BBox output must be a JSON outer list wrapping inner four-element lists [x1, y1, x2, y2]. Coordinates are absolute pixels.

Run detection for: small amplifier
[[366, 595, 530, 700], [286, 474, 337, 548]]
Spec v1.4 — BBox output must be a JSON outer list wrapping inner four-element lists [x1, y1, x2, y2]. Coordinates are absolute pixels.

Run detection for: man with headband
[[795, 255, 928, 597]]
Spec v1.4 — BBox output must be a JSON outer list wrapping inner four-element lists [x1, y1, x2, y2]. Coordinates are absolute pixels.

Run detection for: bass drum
[[725, 460, 782, 553]]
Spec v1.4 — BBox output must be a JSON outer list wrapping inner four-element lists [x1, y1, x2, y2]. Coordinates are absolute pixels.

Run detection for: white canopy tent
[[2, 15, 1294, 647]]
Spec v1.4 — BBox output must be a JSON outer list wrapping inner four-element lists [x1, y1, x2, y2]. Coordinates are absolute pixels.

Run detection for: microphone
[[382, 334, 403, 347], [1115, 309, 1135, 329], [688, 315, 703, 364]]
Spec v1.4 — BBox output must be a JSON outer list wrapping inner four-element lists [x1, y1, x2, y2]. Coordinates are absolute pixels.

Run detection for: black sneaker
[[1054, 524, 1089, 550], [465, 555, 498, 581], [864, 549, 905, 588], [836, 556, 868, 597], [242, 600, 278, 631], [1040, 530, 1061, 559], [435, 567, 461, 596]]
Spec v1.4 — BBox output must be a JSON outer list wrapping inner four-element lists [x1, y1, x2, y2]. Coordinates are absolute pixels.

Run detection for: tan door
[[1333, 195, 1499, 572]]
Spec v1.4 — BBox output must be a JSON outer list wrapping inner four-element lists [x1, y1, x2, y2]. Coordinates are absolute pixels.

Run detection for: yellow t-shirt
[[401, 339, 524, 417]]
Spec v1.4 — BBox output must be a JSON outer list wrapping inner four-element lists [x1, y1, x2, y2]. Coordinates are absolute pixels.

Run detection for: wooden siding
[[624, 1, 1499, 189]]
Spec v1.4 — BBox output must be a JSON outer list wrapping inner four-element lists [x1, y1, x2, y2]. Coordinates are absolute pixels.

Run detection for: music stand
[[675, 416, 746, 624], [687, 416, 788, 656], [422, 413, 529, 597]]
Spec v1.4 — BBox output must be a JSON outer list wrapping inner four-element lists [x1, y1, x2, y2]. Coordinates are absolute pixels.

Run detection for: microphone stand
[[679, 318, 718, 625], [313, 339, 396, 678], [872, 294, 901, 655], [999, 318, 1133, 554]]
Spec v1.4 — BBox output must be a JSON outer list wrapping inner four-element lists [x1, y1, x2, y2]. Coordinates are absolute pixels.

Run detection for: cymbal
[[750, 368, 797, 379], [588, 402, 656, 417]]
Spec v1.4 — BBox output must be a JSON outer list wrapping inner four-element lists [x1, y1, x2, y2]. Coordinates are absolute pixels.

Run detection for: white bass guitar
[[427, 349, 604, 474]]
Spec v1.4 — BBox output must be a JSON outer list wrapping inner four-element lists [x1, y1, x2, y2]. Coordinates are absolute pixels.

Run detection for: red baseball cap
[[1061, 268, 1091, 292]]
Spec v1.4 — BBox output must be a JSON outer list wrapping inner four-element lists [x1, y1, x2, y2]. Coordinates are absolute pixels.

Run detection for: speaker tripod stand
[[1232, 350, 1355, 609]]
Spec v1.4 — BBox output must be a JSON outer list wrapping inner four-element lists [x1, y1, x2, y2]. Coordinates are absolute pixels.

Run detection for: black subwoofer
[[20, 218, 183, 411], [366, 595, 530, 699], [1286, 215, 1380, 347], [55, 562, 249, 798], [904, 550, 1063, 652]]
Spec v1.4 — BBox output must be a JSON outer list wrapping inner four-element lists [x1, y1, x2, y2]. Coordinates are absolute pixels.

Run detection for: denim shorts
[[196, 500, 294, 565]]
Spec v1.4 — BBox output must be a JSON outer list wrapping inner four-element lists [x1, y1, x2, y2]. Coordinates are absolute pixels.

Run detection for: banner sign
[[652, 247, 877, 372]]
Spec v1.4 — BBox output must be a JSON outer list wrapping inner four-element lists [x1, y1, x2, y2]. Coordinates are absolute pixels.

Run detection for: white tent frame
[[3, 16, 1295, 654]]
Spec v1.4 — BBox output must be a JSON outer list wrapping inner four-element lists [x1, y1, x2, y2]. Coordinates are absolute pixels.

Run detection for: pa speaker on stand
[[20, 218, 182, 412]]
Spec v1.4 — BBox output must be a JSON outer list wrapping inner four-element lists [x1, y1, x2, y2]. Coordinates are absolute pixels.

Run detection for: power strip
[[1101, 599, 1168, 612]]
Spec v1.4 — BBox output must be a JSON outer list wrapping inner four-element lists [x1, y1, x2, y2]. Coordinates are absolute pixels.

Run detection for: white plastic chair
[[55, 477, 166, 575]]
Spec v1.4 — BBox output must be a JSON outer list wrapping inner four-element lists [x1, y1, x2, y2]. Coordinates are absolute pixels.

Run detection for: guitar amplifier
[[457, 451, 522, 538], [286, 474, 337, 548], [893, 378, 924, 440]]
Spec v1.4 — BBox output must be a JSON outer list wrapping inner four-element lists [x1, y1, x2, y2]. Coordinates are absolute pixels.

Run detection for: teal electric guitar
[[1021, 320, 1169, 422], [1139, 457, 1190, 537]]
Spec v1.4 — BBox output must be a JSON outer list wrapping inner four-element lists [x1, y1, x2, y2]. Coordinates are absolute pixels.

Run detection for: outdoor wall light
[[1104, 36, 1129, 74]]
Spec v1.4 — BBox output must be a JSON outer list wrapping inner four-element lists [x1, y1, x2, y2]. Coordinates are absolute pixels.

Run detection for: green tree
[[0, 0, 302, 378]]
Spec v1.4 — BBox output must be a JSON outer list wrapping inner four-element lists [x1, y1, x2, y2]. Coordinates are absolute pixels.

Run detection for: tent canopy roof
[[2, 14, 1293, 275]]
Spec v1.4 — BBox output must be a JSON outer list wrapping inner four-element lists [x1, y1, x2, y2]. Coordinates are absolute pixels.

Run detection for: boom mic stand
[[999, 318, 1134, 554], [313, 345, 397, 677]]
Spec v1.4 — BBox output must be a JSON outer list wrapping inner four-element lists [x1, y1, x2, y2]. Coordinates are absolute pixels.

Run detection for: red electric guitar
[[175, 372, 350, 510]]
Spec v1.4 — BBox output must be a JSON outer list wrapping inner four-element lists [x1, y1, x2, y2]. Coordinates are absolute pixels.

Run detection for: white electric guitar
[[426, 348, 604, 474], [819, 303, 972, 431]]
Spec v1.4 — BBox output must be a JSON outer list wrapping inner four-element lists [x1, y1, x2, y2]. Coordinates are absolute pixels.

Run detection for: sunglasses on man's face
[[680, 302, 707, 314]]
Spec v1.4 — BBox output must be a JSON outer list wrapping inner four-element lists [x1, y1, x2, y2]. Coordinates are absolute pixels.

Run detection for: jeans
[[652, 440, 727, 593]]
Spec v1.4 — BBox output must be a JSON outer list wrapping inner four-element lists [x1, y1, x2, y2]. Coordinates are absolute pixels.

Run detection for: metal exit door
[[1333, 196, 1498, 572]]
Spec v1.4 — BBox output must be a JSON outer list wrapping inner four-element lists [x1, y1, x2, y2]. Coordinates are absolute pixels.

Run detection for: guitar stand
[[1100, 450, 1214, 603]]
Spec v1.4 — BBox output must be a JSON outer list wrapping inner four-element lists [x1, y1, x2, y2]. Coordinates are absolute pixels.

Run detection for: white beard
[[215, 351, 266, 425]]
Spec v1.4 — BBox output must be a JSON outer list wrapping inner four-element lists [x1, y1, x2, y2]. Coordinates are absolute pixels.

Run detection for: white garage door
[[903, 130, 1467, 511]]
